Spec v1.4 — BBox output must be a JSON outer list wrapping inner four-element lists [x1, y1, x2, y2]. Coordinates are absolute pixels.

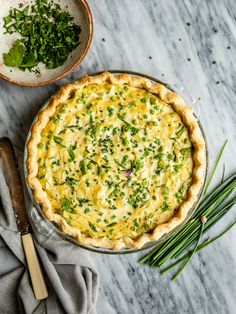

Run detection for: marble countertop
[[1, 0, 236, 313]]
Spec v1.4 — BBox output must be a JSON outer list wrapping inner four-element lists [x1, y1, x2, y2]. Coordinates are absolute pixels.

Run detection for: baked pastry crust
[[26, 72, 206, 250]]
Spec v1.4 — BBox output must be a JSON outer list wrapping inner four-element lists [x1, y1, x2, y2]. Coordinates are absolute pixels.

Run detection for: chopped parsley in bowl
[[0, 0, 93, 86]]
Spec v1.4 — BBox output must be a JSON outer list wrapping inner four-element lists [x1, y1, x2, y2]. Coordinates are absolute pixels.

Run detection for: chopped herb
[[176, 125, 185, 138], [174, 164, 181, 173], [131, 159, 144, 172], [67, 145, 76, 161], [161, 201, 171, 212], [118, 115, 140, 135], [155, 166, 165, 174], [89, 222, 97, 232], [108, 188, 119, 200], [60, 198, 72, 212], [115, 159, 127, 169], [107, 222, 117, 227], [66, 177, 77, 187], [3, 39, 26, 67], [77, 198, 90, 207], [107, 106, 114, 117], [150, 97, 156, 105], [175, 183, 189, 202], [97, 166, 103, 176], [112, 127, 118, 136], [121, 138, 129, 146], [53, 136, 66, 148], [80, 159, 88, 175], [53, 115, 61, 124], [122, 155, 129, 164], [3, 0, 81, 70], [77, 98, 86, 104], [180, 147, 192, 155]]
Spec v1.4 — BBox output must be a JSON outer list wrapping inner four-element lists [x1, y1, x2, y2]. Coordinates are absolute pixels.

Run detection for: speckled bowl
[[0, 0, 93, 87]]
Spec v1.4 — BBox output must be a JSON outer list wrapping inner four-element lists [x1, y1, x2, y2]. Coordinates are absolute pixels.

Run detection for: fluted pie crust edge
[[26, 72, 206, 250]]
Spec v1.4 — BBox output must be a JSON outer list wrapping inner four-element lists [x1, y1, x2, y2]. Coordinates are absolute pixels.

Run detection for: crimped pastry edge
[[26, 72, 206, 250]]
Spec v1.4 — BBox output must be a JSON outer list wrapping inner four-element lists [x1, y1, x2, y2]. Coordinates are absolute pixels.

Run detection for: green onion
[[203, 140, 227, 194], [180, 147, 192, 155], [139, 141, 236, 280], [160, 219, 236, 275], [67, 145, 76, 161], [80, 159, 87, 175], [97, 166, 103, 176], [107, 222, 117, 227], [171, 216, 206, 281], [60, 198, 72, 212], [89, 222, 97, 232]]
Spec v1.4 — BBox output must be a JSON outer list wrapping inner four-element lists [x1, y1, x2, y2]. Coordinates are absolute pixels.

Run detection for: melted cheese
[[37, 83, 193, 240]]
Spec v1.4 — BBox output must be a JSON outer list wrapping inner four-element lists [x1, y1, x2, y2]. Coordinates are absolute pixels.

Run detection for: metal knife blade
[[0, 137, 30, 234]]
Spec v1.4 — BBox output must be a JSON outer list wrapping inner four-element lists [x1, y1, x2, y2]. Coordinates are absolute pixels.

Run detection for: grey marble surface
[[0, 0, 236, 313]]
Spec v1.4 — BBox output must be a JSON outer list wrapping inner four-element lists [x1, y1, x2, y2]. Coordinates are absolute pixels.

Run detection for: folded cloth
[[0, 162, 99, 314]]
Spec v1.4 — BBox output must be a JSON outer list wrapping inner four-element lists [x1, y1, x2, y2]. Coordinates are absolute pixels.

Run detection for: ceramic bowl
[[0, 0, 93, 87]]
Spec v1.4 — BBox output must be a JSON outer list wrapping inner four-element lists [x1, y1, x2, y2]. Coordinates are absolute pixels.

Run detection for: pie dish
[[26, 71, 206, 250]]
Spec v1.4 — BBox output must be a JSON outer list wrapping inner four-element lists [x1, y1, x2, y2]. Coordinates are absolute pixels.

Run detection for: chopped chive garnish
[[107, 222, 117, 227], [180, 147, 192, 155], [67, 145, 76, 161], [89, 222, 97, 232], [80, 159, 87, 175]]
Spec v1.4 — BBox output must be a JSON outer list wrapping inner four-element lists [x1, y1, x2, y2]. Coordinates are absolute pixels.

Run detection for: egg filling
[[37, 83, 193, 239]]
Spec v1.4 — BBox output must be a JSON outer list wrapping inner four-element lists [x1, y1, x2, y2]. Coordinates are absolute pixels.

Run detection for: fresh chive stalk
[[160, 219, 236, 275], [203, 140, 227, 195], [171, 217, 206, 281], [139, 141, 236, 280]]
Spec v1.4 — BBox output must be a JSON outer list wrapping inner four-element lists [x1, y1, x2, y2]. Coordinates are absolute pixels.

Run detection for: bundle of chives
[[139, 141, 236, 280]]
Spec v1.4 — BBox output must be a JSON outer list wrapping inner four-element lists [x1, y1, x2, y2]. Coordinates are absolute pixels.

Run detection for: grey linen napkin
[[0, 162, 99, 314]]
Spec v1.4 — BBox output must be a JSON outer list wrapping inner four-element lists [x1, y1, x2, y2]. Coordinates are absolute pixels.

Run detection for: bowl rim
[[0, 0, 93, 87], [23, 70, 209, 254]]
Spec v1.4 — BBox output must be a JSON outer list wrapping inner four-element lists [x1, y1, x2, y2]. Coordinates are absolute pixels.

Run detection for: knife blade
[[0, 137, 30, 234], [0, 137, 48, 300]]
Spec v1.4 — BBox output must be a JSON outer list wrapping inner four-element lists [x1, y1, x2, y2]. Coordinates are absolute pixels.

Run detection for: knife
[[0, 137, 48, 300]]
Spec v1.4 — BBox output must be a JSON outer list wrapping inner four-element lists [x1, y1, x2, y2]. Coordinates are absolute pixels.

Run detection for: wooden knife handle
[[22, 233, 48, 300]]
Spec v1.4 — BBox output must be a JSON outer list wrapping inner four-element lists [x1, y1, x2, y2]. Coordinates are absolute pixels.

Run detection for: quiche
[[27, 72, 206, 250]]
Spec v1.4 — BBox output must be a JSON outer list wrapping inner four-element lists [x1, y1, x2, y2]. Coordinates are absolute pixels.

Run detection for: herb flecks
[[60, 198, 73, 213]]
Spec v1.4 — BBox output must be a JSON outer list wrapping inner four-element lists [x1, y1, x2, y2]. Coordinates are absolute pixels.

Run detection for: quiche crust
[[26, 72, 206, 250]]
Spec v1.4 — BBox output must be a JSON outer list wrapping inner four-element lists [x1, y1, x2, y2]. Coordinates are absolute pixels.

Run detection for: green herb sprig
[[139, 141, 236, 280]]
